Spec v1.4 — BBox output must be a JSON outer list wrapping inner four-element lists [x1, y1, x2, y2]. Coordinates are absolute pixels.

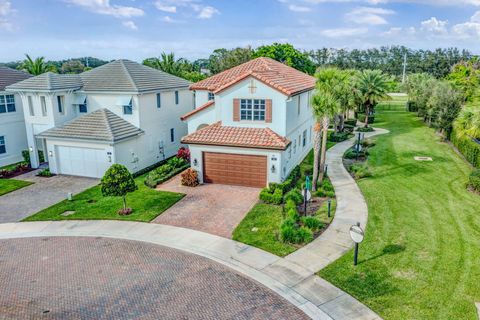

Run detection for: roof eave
[[180, 140, 289, 151]]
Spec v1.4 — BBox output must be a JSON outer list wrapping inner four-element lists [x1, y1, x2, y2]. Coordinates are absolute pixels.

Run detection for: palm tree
[[355, 70, 391, 127], [18, 54, 56, 75], [143, 52, 186, 77], [310, 68, 343, 189]]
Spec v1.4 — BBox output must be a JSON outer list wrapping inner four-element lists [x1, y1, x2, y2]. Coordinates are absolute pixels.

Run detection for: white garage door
[[56, 145, 110, 178]]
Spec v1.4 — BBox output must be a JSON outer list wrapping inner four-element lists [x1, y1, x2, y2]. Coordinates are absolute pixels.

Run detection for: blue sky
[[1, 0, 480, 62]]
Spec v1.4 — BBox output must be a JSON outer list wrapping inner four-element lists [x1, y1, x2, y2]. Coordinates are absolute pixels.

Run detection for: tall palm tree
[[311, 68, 343, 189], [143, 52, 186, 77], [18, 54, 56, 75], [355, 70, 391, 127]]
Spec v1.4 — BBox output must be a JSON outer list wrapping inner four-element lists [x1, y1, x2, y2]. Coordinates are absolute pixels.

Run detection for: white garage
[[56, 145, 111, 178]]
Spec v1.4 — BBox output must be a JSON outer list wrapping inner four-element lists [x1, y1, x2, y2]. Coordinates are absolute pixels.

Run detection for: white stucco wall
[[189, 144, 282, 186], [0, 93, 28, 166]]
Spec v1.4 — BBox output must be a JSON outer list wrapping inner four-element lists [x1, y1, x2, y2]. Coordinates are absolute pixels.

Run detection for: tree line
[[1, 44, 473, 82]]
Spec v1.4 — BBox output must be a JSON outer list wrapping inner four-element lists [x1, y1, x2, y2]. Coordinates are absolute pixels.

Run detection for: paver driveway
[[0, 170, 98, 223], [152, 175, 260, 238], [0, 236, 308, 320]]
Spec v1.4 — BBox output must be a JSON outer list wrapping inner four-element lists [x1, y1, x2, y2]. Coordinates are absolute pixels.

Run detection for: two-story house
[[0, 66, 32, 167], [7, 60, 193, 178], [180, 57, 316, 188]]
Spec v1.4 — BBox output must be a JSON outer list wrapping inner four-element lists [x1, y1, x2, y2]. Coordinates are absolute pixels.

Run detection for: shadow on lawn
[[360, 244, 406, 265]]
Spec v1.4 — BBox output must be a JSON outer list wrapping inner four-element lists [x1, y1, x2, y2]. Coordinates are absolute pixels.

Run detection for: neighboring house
[[0, 66, 32, 167], [180, 57, 316, 188], [7, 60, 193, 178]]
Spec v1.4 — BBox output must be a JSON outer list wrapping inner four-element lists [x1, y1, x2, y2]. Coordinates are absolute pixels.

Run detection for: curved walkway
[[286, 128, 389, 272], [0, 220, 379, 320]]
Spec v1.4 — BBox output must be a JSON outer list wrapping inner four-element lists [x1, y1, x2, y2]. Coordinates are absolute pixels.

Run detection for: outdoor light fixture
[[271, 165, 276, 173], [48, 151, 53, 157], [29, 146, 33, 152], [193, 158, 198, 166]]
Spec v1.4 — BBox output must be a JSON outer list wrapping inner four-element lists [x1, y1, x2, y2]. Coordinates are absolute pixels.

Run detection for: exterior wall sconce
[[48, 151, 53, 157], [271, 165, 276, 173], [193, 158, 198, 166], [29, 146, 33, 152]]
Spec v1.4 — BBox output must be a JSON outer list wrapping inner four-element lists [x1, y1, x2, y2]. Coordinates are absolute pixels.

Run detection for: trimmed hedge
[[344, 119, 357, 127], [451, 129, 480, 168], [329, 132, 351, 142], [469, 169, 480, 192], [259, 188, 283, 205], [144, 164, 189, 188], [260, 165, 301, 204], [357, 113, 375, 124]]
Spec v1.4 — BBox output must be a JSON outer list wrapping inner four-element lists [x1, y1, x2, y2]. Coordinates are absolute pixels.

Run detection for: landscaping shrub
[[284, 200, 299, 220], [144, 171, 162, 188], [284, 189, 303, 205], [280, 218, 297, 243], [469, 169, 480, 192], [357, 126, 375, 132], [176, 147, 190, 161], [329, 132, 351, 142], [37, 168, 53, 177], [315, 178, 335, 198], [450, 128, 480, 168], [344, 119, 357, 127], [344, 148, 369, 159], [406, 101, 418, 112], [343, 124, 355, 133], [357, 113, 375, 124], [22, 150, 30, 165], [296, 226, 314, 243], [144, 158, 189, 189], [167, 156, 187, 169], [101, 164, 137, 214], [301, 216, 322, 231], [181, 168, 199, 187], [0, 169, 10, 178], [259, 187, 283, 205], [361, 139, 376, 148], [350, 164, 373, 180]]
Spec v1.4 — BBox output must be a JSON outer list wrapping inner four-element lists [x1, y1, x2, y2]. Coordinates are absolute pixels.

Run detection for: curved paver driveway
[[0, 236, 307, 319]]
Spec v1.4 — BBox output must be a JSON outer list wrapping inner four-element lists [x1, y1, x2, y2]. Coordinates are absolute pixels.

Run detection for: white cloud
[[288, 4, 312, 12], [420, 17, 448, 34], [345, 6, 395, 25], [452, 10, 480, 38], [122, 20, 138, 30], [196, 6, 219, 19], [0, 0, 12, 31], [300, 0, 480, 5], [154, 0, 219, 19], [65, 0, 144, 18], [320, 27, 368, 38]]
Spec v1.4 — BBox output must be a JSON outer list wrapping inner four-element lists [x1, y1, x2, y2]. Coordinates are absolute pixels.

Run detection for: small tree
[[101, 164, 137, 214]]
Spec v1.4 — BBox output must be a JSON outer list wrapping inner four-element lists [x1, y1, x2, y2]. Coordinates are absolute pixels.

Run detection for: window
[[302, 130, 307, 147], [57, 96, 64, 114], [208, 92, 214, 101], [240, 99, 265, 121], [175, 91, 179, 105], [40, 96, 47, 116], [0, 136, 5, 154], [156, 93, 161, 109], [79, 98, 87, 113], [28, 96, 34, 116], [0, 95, 16, 113], [123, 99, 133, 115], [170, 128, 175, 142]]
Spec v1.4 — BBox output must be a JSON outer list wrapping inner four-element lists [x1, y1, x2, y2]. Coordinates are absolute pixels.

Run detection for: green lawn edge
[[0, 179, 33, 196]]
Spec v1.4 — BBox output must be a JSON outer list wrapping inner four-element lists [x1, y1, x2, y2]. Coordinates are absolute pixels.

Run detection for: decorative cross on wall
[[248, 80, 257, 94]]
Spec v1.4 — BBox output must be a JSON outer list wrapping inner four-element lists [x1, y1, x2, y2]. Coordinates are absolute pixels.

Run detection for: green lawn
[[23, 174, 184, 222], [0, 179, 33, 196], [319, 103, 480, 319]]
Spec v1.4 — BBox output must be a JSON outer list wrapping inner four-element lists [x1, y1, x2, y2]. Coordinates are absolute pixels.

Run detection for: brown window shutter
[[233, 99, 240, 121], [265, 99, 272, 123]]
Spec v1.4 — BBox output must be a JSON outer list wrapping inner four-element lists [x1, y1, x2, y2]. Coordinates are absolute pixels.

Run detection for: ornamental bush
[[469, 169, 480, 192], [450, 128, 480, 168], [329, 132, 351, 142], [259, 188, 283, 205], [101, 164, 137, 214], [181, 168, 199, 187], [344, 119, 357, 127], [350, 164, 373, 180], [176, 147, 190, 161], [283, 189, 303, 205], [357, 113, 375, 124], [301, 216, 322, 231]]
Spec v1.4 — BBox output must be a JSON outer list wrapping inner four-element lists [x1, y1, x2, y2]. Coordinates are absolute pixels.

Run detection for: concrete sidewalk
[[0, 220, 381, 320], [286, 128, 389, 272]]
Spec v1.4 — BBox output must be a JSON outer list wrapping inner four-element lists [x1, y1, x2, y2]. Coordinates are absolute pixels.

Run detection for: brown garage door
[[203, 152, 267, 188]]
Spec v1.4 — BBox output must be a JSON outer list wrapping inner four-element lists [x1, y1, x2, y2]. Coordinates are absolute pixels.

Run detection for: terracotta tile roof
[[190, 57, 315, 96], [180, 100, 215, 121], [181, 122, 290, 150]]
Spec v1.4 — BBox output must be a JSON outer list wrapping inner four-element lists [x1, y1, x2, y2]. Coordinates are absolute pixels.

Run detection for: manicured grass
[[23, 174, 184, 222], [0, 161, 24, 171], [0, 179, 33, 196], [319, 103, 480, 319]]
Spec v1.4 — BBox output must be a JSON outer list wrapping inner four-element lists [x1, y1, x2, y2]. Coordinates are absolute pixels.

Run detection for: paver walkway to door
[[152, 174, 259, 238], [286, 128, 389, 272], [0, 170, 98, 223]]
